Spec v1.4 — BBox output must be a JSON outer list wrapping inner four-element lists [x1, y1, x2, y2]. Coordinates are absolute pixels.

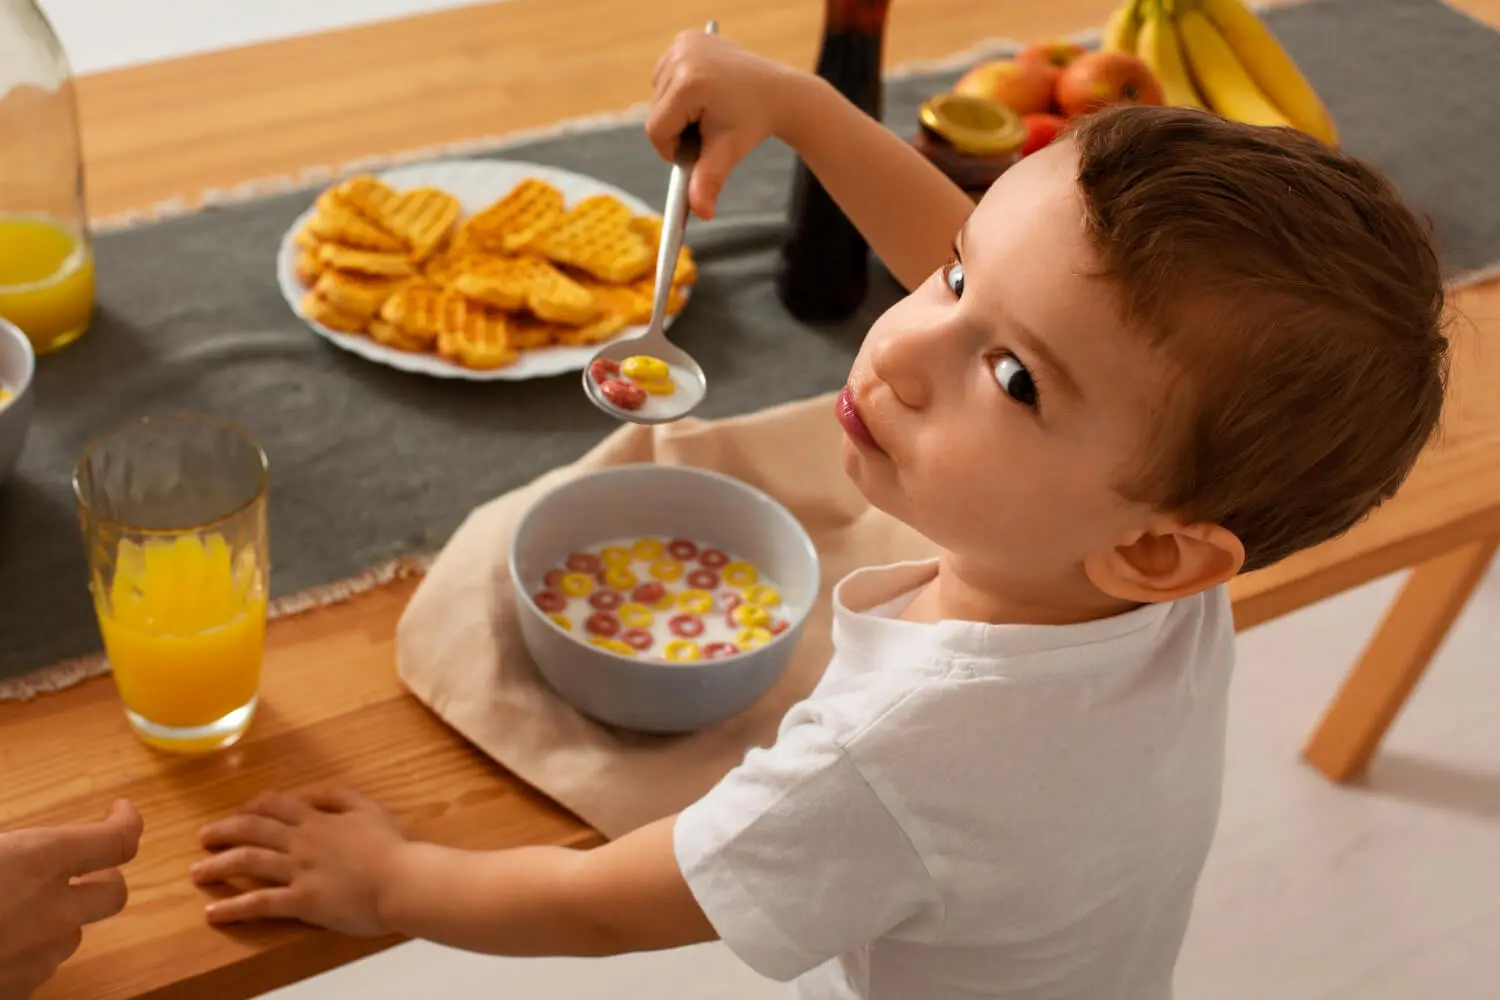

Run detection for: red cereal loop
[[544, 569, 566, 588], [588, 590, 623, 611], [702, 641, 739, 660], [687, 568, 720, 590], [667, 539, 699, 561], [668, 614, 705, 638], [771, 619, 790, 635], [534, 590, 566, 613], [621, 628, 654, 651], [566, 552, 602, 574], [600, 379, 646, 411], [632, 582, 667, 605], [720, 592, 743, 613], [589, 358, 621, 384], [585, 612, 621, 637], [699, 548, 729, 568]]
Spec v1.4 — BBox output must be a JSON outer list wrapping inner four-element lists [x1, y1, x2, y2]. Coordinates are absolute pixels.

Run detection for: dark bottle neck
[[825, 0, 891, 36]]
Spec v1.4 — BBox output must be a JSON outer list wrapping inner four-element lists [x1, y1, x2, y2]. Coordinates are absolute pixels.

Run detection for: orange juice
[[96, 533, 266, 750], [0, 215, 95, 354]]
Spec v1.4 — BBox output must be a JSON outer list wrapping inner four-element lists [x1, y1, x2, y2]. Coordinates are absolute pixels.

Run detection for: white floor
[[40, 2, 1500, 997]]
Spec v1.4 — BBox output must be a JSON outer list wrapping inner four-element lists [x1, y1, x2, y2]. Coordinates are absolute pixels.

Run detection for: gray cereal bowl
[[0, 318, 36, 485], [509, 464, 820, 734]]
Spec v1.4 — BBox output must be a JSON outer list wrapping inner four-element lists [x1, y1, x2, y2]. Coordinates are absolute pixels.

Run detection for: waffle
[[332, 175, 398, 222], [314, 271, 409, 319], [507, 314, 567, 350], [577, 278, 651, 326], [435, 307, 517, 370], [379, 187, 460, 262], [295, 246, 325, 287], [317, 244, 416, 278], [378, 282, 457, 345], [369, 319, 431, 353], [301, 291, 368, 334], [293, 225, 322, 252], [452, 255, 598, 325], [627, 274, 689, 317], [307, 199, 404, 252], [555, 311, 628, 347], [454, 178, 565, 255], [628, 216, 700, 287], [533, 194, 652, 283]]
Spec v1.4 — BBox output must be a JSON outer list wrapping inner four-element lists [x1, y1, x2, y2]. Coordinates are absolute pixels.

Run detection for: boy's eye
[[992, 354, 1038, 408], [942, 260, 964, 297]]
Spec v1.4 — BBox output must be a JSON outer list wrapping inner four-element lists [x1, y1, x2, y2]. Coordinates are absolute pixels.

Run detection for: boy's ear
[[1083, 517, 1245, 605]]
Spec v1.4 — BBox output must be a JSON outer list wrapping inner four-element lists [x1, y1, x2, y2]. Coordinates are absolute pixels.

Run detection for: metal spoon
[[583, 20, 717, 425]]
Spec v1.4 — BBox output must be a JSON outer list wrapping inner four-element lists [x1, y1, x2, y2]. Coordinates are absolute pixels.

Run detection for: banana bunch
[[1101, 0, 1337, 145]]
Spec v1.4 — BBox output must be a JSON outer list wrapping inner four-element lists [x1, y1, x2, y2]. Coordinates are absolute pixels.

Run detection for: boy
[[193, 32, 1447, 999]]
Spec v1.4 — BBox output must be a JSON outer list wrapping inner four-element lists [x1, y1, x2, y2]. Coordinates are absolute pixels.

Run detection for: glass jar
[[0, 0, 95, 355], [912, 93, 1025, 201]]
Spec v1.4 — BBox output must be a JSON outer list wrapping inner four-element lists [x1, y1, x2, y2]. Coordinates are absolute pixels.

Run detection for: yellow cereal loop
[[742, 584, 782, 607], [732, 602, 772, 628], [649, 591, 676, 611], [662, 639, 702, 662], [588, 636, 637, 656], [619, 602, 654, 629], [650, 559, 684, 582], [601, 566, 638, 590], [621, 355, 670, 382], [736, 626, 773, 649], [560, 572, 594, 598], [632, 537, 664, 561], [636, 379, 677, 396], [601, 545, 633, 568], [677, 589, 714, 614], [547, 613, 572, 631], [722, 561, 759, 587]]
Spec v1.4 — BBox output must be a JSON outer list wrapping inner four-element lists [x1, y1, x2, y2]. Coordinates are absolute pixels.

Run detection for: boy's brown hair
[[1071, 106, 1449, 573]]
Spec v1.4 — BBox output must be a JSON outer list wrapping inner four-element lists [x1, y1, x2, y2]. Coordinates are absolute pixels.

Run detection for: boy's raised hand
[[646, 32, 804, 220]]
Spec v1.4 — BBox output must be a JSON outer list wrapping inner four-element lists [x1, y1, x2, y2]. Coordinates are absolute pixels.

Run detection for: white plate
[[275, 159, 687, 381]]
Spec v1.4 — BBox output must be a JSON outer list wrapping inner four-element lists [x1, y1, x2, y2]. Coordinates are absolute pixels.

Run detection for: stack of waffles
[[293, 175, 696, 371]]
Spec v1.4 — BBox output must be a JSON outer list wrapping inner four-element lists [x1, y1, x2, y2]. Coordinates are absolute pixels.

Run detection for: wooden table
[[2, 0, 1497, 996]]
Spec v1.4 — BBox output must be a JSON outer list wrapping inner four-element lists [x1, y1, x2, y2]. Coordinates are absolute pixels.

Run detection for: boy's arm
[[773, 73, 975, 290], [378, 815, 715, 956]]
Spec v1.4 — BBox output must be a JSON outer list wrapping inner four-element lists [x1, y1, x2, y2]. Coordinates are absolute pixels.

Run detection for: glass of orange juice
[[74, 414, 270, 754], [0, 0, 96, 354]]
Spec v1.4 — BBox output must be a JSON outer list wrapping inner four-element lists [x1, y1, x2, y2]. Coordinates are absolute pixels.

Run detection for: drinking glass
[[75, 415, 270, 753]]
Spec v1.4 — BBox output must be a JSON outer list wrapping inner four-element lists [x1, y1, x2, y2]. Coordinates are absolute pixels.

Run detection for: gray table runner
[[2, 0, 1496, 686]]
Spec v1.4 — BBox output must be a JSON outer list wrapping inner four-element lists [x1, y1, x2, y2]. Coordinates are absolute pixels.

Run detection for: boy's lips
[[836, 387, 885, 454]]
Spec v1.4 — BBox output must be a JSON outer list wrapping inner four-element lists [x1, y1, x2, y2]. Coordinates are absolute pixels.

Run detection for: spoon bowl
[[584, 19, 716, 426]]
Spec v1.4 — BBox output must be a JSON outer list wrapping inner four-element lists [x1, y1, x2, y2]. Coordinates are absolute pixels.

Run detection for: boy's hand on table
[[193, 787, 402, 936]]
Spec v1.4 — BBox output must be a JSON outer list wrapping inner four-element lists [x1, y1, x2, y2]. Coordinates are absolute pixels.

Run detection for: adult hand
[[0, 800, 143, 1000]]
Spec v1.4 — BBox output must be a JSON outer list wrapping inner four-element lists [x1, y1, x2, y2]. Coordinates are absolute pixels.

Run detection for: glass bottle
[[775, 0, 891, 324], [0, 0, 95, 355]]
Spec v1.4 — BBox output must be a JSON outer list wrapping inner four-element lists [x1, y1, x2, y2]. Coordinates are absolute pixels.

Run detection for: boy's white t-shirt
[[674, 559, 1235, 1000]]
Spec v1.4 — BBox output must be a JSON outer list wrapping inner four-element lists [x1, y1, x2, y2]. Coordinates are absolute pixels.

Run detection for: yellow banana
[[1176, 7, 1292, 128], [1101, 0, 1142, 53], [1136, 0, 1206, 110], [1197, 0, 1338, 144]]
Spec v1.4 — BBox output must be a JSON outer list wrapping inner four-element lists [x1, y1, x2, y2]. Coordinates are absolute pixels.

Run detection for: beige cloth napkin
[[395, 392, 938, 839]]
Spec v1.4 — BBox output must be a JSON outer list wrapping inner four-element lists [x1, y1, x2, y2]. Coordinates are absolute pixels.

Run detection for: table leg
[[1302, 538, 1498, 782]]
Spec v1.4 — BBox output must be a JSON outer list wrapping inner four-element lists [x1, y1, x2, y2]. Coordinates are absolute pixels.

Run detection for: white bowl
[[0, 318, 35, 485], [509, 465, 820, 734]]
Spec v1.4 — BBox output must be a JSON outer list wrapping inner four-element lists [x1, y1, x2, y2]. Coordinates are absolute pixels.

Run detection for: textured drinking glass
[[75, 415, 270, 754], [0, 0, 96, 354]]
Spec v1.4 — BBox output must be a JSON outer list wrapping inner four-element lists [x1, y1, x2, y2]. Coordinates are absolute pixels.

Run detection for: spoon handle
[[651, 19, 718, 331]]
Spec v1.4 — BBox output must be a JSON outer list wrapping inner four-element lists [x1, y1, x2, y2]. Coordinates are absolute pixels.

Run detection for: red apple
[[952, 59, 1055, 117], [1056, 51, 1164, 118], [1016, 39, 1087, 76], [1020, 113, 1067, 156]]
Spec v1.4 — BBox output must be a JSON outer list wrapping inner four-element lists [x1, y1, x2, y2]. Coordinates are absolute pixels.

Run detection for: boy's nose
[[870, 323, 942, 410]]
